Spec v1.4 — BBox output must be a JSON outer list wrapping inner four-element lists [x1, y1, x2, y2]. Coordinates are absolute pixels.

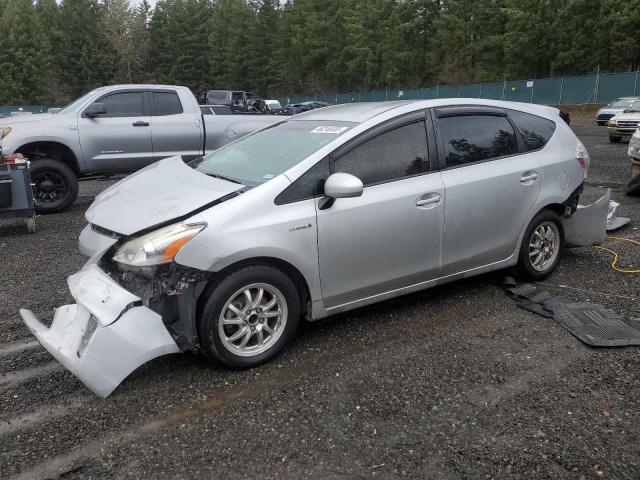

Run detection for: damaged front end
[[20, 224, 211, 397]]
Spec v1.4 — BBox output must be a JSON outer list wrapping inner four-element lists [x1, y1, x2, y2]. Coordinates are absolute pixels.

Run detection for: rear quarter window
[[508, 110, 556, 151]]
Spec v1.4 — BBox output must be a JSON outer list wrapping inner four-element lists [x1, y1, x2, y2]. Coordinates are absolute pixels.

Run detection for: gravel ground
[[1, 119, 639, 480]]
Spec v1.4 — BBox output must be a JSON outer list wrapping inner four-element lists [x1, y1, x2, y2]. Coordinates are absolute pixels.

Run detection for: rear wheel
[[609, 136, 622, 143], [198, 265, 301, 368], [516, 210, 564, 281], [30, 159, 78, 213]]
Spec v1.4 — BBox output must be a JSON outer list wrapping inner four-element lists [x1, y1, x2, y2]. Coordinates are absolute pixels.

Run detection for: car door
[[434, 106, 543, 276], [150, 89, 203, 162], [316, 112, 445, 309], [78, 89, 153, 171]]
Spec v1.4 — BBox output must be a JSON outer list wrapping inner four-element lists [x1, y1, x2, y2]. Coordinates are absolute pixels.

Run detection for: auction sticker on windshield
[[311, 126, 349, 134]]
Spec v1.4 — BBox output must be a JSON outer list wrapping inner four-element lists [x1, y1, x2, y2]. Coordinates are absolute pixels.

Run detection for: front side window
[[438, 115, 518, 168], [335, 121, 429, 186], [508, 110, 556, 151], [190, 120, 354, 186], [152, 91, 183, 116], [95, 92, 144, 117]]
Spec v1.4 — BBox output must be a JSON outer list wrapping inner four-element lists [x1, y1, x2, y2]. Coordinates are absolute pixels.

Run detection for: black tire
[[516, 209, 564, 281], [30, 159, 78, 213], [597, 121, 606, 126], [609, 136, 621, 143], [198, 264, 301, 368]]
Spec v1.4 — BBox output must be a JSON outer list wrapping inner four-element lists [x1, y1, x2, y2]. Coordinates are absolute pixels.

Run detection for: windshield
[[609, 99, 637, 108], [58, 90, 97, 114], [627, 101, 640, 112], [190, 120, 355, 185]]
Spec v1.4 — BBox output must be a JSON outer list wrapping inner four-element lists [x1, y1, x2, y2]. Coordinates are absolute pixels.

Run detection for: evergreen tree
[[0, 0, 50, 105], [57, 0, 117, 102]]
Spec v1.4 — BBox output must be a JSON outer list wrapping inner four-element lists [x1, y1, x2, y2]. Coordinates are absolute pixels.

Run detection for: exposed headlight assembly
[[112, 222, 206, 267], [0, 127, 11, 139]]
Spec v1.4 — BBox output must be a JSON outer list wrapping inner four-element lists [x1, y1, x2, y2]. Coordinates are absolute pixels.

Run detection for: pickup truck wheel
[[198, 265, 300, 369], [609, 136, 621, 143], [30, 159, 79, 213]]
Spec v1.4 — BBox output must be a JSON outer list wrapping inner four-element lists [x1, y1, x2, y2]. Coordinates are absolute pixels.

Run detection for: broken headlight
[[112, 222, 206, 267]]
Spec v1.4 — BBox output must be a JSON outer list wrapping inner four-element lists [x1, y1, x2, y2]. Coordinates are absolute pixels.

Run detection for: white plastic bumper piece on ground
[[19, 266, 180, 397], [563, 189, 610, 247]]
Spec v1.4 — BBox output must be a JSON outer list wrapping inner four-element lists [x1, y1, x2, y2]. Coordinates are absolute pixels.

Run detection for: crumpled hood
[[86, 156, 243, 236], [0, 113, 55, 125]]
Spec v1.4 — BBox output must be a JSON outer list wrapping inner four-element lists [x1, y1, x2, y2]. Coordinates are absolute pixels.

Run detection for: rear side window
[[335, 121, 429, 186], [438, 115, 518, 167], [508, 110, 556, 151], [152, 92, 183, 116], [98, 92, 144, 117]]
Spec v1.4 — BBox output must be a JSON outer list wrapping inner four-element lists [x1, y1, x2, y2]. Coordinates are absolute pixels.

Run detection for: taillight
[[1, 153, 26, 164], [575, 140, 589, 178]]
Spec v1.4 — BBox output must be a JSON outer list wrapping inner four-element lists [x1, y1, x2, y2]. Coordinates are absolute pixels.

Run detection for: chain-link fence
[[0, 106, 50, 114], [278, 70, 640, 107]]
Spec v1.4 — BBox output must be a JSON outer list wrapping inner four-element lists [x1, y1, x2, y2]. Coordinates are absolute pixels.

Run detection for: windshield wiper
[[205, 173, 242, 184]]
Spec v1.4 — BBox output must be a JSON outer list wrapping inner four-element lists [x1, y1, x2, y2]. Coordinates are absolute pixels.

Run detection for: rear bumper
[[19, 264, 180, 397]]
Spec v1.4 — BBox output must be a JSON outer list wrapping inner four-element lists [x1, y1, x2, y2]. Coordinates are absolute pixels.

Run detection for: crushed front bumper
[[19, 263, 180, 397]]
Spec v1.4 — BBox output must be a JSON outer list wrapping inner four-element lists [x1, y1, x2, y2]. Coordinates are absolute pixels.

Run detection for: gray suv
[[21, 99, 594, 397]]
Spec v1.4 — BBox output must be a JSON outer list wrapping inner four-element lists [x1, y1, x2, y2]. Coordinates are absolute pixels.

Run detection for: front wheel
[[516, 210, 564, 281], [198, 265, 301, 368], [30, 159, 79, 213], [609, 136, 622, 143]]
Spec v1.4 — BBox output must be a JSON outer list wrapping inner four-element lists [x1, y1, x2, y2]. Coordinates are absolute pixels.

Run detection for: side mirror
[[84, 102, 106, 118], [320, 173, 363, 209]]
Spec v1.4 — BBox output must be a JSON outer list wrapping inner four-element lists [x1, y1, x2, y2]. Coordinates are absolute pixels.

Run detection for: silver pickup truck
[[0, 85, 281, 212]]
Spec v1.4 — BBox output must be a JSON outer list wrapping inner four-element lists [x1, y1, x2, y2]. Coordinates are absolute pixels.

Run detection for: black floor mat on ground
[[503, 277, 640, 347], [553, 303, 640, 347]]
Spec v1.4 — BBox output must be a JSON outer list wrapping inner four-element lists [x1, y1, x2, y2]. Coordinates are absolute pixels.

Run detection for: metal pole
[[436, 84, 439, 99], [594, 65, 600, 104], [530, 80, 534, 103], [634, 70, 639, 96], [458, 85, 462, 97], [502, 78, 506, 100], [479, 83, 483, 99], [559, 77, 564, 105]]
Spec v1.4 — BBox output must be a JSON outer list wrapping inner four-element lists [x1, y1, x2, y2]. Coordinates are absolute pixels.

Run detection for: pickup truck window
[[190, 120, 354, 186], [98, 92, 145, 117], [151, 91, 183, 116]]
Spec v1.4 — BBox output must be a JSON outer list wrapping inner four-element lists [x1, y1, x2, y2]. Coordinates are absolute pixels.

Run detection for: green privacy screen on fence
[[0, 106, 49, 114], [277, 70, 640, 107]]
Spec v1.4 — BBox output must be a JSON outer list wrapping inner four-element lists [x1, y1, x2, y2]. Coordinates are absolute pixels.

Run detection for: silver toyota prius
[[21, 99, 598, 397]]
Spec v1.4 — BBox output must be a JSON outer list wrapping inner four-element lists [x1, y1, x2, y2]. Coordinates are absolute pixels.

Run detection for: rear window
[[508, 110, 556, 151], [152, 92, 183, 116], [438, 115, 518, 167]]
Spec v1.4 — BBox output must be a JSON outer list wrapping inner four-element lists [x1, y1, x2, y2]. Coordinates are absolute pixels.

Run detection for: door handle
[[416, 193, 442, 207], [132, 121, 149, 127], [520, 172, 539, 183]]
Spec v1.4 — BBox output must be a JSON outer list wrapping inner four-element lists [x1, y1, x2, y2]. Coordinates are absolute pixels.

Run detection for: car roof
[[291, 99, 560, 123], [291, 101, 415, 122]]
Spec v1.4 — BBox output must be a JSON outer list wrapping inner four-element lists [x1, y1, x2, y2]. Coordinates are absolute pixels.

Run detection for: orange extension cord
[[595, 236, 640, 274]]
